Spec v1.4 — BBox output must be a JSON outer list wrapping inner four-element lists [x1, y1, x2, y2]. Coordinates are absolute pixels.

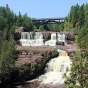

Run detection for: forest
[[0, 3, 88, 88], [64, 3, 88, 88]]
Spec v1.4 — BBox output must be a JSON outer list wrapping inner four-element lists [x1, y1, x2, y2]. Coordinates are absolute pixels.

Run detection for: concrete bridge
[[32, 17, 66, 24]]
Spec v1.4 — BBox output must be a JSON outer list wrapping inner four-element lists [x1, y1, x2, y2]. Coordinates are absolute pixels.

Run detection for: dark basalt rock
[[42, 32, 51, 42], [14, 27, 24, 41]]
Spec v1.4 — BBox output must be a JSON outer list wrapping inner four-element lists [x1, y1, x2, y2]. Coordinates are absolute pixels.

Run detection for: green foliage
[[34, 28, 41, 32], [34, 25, 42, 32], [67, 4, 79, 28], [64, 3, 88, 48], [38, 64, 41, 68], [40, 51, 45, 56], [79, 4, 85, 27], [77, 27, 88, 48], [64, 3, 88, 88], [65, 50, 88, 88], [64, 21, 73, 31], [72, 28, 78, 35], [52, 49, 58, 56], [58, 23, 64, 31], [39, 25, 44, 31], [16, 12, 22, 26], [75, 36, 78, 44], [0, 35, 16, 83]]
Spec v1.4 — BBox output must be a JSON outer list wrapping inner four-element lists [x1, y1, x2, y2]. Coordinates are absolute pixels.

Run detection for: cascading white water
[[20, 32, 67, 46], [36, 51, 72, 84], [45, 33, 67, 46], [45, 33, 57, 46], [58, 33, 67, 45], [19, 32, 44, 46]]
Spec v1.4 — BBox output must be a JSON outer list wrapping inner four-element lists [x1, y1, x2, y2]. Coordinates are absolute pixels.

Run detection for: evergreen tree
[[0, 35, 16, 83], [16, 12, 23, 26], [79, 4, 85, 27], [84, 3, 88, 27], [72, 6, 79, 28]]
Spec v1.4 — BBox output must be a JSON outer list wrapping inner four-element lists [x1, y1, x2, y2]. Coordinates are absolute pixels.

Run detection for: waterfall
[[20, 32, 44, 46], [21, 32, 25, 39], [45, 33, 67, 46], [35, 32, 44, 46], [20, 32, 67, 46], [30, 32, 33, 40], [35, 32, 43, 39], [58, 33, 67, 45], [26, 32, 30, 39], [45, 33, 57, 46], [36, 51, 72, 84], [21, 32, 30, 39]]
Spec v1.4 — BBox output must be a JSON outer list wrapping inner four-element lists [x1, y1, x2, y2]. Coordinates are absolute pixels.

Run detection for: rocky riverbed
[[1, 45, 58, 88]]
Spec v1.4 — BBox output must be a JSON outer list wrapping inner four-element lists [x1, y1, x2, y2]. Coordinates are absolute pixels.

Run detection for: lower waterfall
[[38, 52, 71, 84], [30, 51, 72, 86]]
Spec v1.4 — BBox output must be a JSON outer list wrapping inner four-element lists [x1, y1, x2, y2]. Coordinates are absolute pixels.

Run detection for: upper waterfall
[[19, 32, 67, 46]]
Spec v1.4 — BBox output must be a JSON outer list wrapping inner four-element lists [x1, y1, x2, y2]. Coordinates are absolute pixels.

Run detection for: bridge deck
[[32, 17, 66, 21]]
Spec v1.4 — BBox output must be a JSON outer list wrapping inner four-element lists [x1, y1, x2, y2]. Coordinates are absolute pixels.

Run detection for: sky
[[0, 0, 88, 18]]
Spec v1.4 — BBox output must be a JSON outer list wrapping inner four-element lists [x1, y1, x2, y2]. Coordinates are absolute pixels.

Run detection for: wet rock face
[[14, 32, 21, 40], [56, 41, 65, 46], [42, 32, 51, 42]]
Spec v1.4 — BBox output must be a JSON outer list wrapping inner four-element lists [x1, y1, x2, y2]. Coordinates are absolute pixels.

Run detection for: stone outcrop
[[14, 27, 24, 41], [42, 31, 51, 42]]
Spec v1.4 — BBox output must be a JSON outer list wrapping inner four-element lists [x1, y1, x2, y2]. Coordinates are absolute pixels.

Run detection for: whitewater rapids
[[27, 51, 72, 86], [37, 51, 72, 85]]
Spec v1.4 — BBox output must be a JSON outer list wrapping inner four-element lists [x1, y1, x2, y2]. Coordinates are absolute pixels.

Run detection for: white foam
[[37, 52, 72, 84]]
